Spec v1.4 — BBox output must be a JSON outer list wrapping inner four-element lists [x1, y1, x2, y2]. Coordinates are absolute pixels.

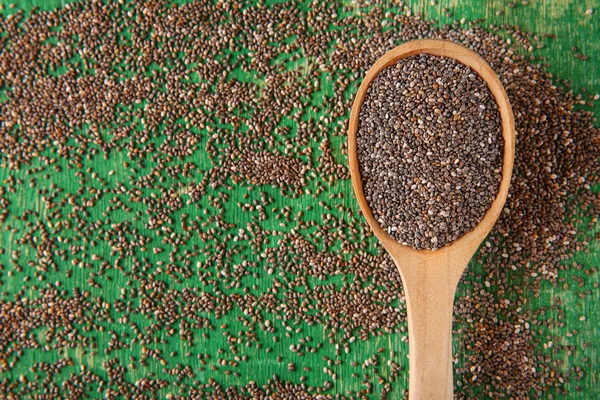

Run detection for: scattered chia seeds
[[357, 53, 503, 249], [0, 0, 597, 399]]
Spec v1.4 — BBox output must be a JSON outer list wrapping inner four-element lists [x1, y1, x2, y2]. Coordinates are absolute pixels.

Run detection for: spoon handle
[[398, 260, 465, 400]]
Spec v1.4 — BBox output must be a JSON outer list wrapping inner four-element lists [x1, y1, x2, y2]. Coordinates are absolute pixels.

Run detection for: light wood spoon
[[347, 39, 515, 400]]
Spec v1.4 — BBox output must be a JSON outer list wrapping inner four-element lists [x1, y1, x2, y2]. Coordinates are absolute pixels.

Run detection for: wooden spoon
[[347, 39, 515, 399]]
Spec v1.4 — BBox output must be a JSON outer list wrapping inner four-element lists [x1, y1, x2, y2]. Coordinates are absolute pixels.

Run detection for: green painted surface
[[0, 0, 598, 398]]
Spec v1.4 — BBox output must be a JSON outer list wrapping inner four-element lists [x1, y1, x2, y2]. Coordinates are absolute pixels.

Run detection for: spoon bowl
[[348, 39, 515, 399]]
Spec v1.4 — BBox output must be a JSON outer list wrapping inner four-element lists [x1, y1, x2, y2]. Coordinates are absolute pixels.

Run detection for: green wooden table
[[0, 0, 598, 398]]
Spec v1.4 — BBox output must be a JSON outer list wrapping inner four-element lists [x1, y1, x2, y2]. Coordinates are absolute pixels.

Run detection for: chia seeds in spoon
[[357, 53, 504, 250]]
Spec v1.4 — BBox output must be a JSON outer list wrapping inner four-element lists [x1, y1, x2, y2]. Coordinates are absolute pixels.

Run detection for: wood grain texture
[[0, 0, 597, 398]]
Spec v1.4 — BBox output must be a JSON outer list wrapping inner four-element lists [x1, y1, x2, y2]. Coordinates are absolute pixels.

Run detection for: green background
[[0, 0, 598, 398]]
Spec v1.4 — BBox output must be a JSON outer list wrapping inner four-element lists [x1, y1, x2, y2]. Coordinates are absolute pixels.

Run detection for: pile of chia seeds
[[357, 53, 503, 250]]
